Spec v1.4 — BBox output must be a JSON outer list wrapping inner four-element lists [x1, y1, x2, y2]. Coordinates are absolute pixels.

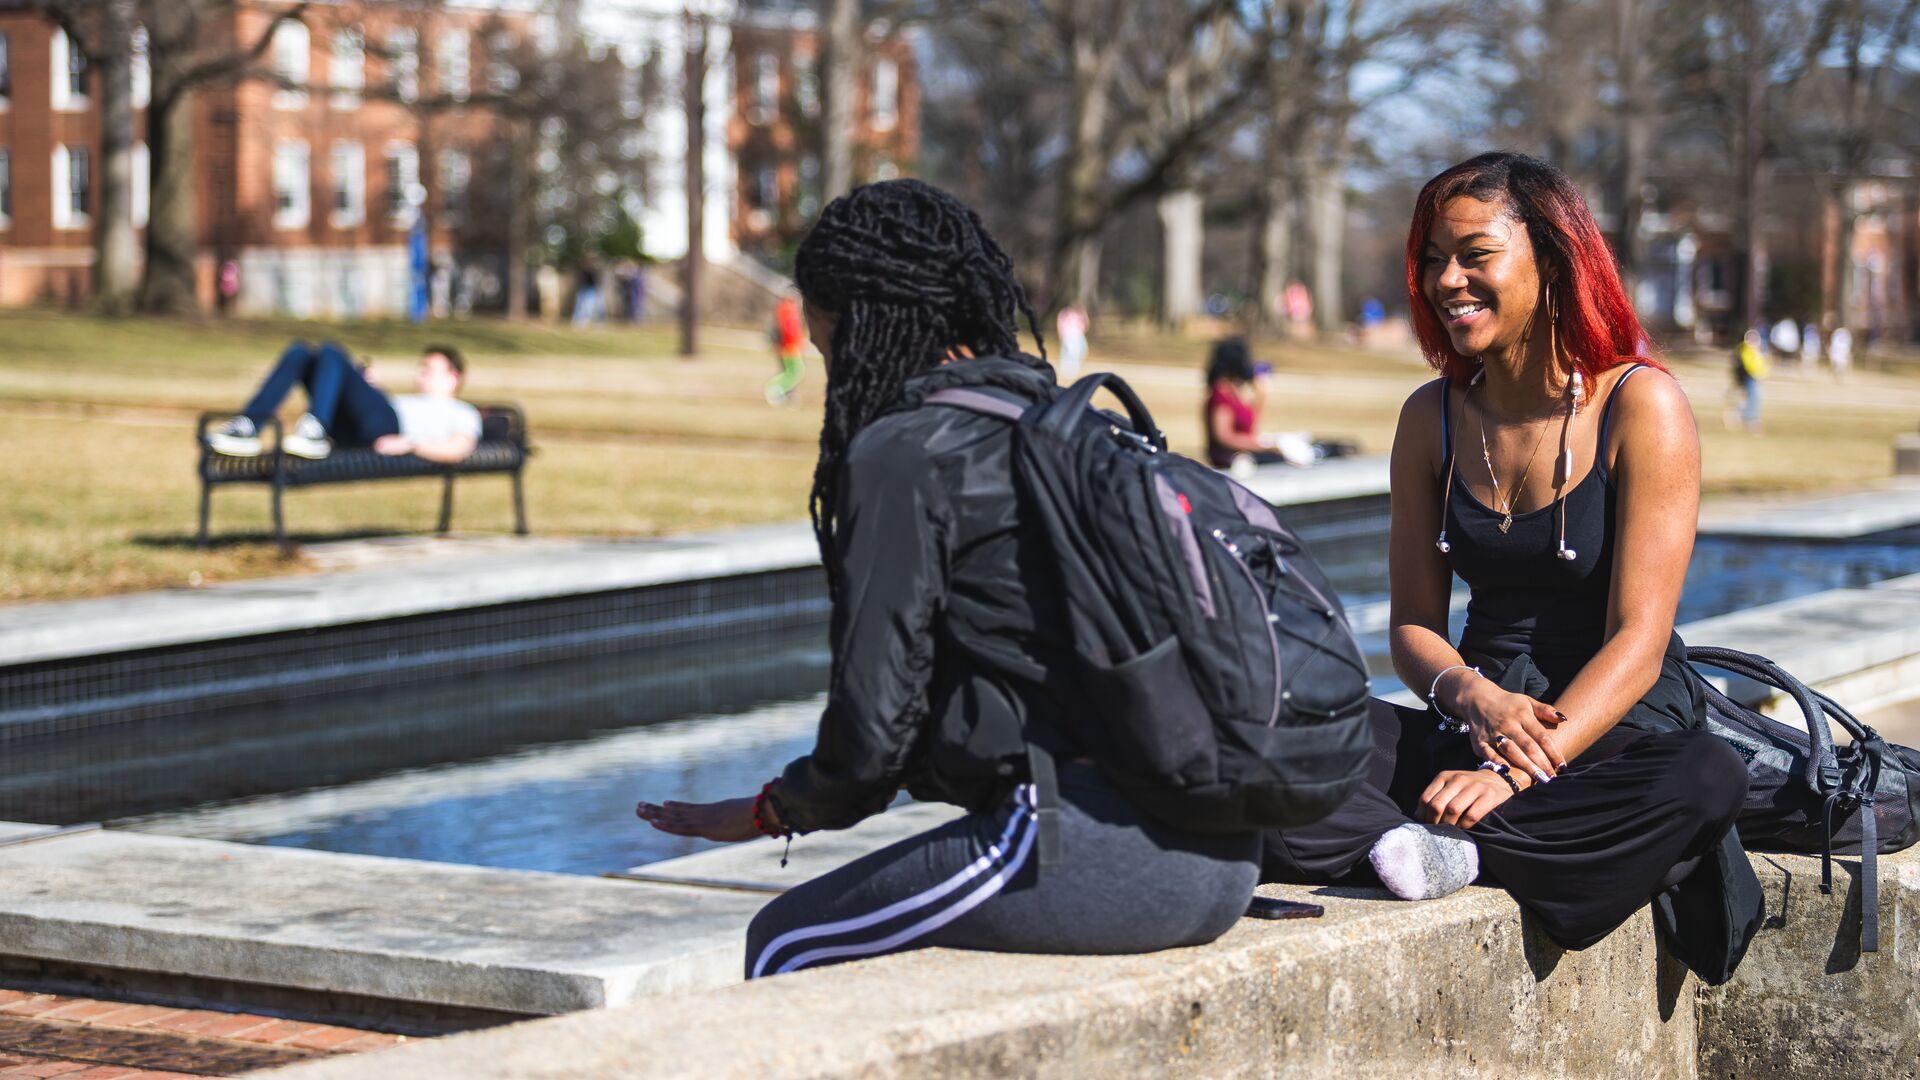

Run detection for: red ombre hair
[[1404, 152, 1659, 384]]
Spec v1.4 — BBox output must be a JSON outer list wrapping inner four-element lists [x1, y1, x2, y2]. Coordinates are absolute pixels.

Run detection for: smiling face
[[1421, 195, 1546, 362]]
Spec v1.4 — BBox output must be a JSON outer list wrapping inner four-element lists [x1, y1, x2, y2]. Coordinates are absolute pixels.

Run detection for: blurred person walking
[[1728, 330, 1768, 433], [765, 294, 808, 405], [1829, 326, 1853, 379], [1055, 304, 1090, 381], [1800, 323, 1822, 369]]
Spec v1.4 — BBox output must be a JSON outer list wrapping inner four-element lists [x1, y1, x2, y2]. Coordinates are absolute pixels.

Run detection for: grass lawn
[[0, 309, 1913, 603]]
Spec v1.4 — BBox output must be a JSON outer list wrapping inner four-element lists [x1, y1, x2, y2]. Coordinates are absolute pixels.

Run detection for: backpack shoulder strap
[[924, 387, 1028, 422]]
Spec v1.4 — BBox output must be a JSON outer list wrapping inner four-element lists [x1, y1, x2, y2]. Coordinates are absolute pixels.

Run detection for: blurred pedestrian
[[1828, 326, 1853, 380], [572, 265, 604, 326], [1055, 304, 1089, 381], [765, 293, 807, 405], [1800, 323, 1821, 369], [1768, 318, 1800, 359], [1727, 329, 1767, 433], [216, 259, 240, 315]]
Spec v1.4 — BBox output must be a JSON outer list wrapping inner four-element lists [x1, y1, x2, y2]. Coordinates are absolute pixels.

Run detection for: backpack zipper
[[1211, 529, 1284, 727], [1273, 544, 1367, 662]]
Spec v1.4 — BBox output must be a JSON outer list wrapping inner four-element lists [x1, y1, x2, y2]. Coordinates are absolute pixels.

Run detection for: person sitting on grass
[[207, 342, 481, 464]]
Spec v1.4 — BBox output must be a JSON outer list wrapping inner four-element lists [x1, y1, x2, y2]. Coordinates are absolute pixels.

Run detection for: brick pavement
[[0, 989, 409, 1078]]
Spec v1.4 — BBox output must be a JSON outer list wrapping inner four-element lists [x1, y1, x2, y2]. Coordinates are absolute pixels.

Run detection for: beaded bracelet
[[1477, 759, 1522, 796], [1428, 664, 1479, 735], [752, 780, 796, 868]]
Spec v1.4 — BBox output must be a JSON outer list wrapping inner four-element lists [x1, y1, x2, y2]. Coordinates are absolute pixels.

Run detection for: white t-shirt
[[391, 395, 482, 444]]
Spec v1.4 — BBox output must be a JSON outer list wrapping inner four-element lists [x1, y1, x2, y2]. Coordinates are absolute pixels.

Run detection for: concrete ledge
[[612, 803, 967, 893], [0, 829, 768, 1015], [1697, 476, 1920, 539], [257, 847, 1920, 1078]]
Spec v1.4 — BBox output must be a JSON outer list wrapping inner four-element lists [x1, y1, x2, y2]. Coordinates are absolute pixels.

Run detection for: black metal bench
[[196, 404, 532, 555]]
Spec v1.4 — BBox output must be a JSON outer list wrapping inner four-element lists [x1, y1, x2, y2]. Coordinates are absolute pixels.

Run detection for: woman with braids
[[1261, 153, 1763, 983], [635, 179, 1260, 978]]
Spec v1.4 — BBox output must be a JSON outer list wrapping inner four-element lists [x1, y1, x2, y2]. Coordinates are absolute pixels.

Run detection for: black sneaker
[[207, 416, 262, 457]]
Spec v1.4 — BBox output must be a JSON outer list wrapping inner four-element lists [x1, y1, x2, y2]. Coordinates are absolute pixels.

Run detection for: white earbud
[[1435, 534, 1451, 554]]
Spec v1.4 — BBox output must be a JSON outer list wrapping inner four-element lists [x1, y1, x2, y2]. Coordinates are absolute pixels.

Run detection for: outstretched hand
[[635, 796, 762, 843]]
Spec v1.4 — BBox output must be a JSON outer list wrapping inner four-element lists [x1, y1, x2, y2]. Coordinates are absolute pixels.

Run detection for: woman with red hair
[[1263, 153, 1762, 983]]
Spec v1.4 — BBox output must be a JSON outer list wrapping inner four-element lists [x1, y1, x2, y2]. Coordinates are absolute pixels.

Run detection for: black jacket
[[771, 357, 1073, 832]]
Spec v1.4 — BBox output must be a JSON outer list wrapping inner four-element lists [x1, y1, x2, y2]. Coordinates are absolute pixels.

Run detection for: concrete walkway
[[0, 458, 1389, 668], [1697, 475, 1920, 540]]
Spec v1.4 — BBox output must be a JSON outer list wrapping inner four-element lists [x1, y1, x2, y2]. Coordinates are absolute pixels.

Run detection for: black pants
[[745, 762, 1260, 979], [1264, 696, 1749, 955]]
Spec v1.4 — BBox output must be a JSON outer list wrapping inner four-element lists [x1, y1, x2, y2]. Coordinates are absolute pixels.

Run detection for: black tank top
[[1439, 364, 1649, 687]]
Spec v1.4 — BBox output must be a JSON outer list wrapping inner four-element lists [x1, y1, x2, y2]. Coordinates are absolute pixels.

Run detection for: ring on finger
[[1491, 733, 1509, 748]]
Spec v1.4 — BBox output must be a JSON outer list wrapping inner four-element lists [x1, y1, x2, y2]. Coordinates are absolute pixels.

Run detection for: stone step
[[610, 803, 967, 893], [253, 847, 1920, 1078], [0, 829, 767, 1016]]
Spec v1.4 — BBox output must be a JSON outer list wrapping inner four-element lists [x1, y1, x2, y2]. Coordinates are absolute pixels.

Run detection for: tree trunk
[[94, 0, 139, 314], [1253, 131, 1298, 330], [1828, 181, 1856, 336], [1729, 0, 1766, 338], [506, 122, 528, 320], [1048, 35, 1115, 311], [818, 0, 859, 201], [680, 13, 706, 358], [1306, 143, 1346, 336], [1157, 188, 1203, 329], [138, 90, 200, 315], [1609, 0, 1650, 295]]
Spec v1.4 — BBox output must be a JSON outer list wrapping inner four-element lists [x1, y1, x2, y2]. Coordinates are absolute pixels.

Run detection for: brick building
[[0, 1, 524, 315], [727, 9, 918, 259]]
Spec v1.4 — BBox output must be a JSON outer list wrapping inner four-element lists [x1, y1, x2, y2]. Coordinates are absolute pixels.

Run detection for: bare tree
[[137, 0, 310, 314]]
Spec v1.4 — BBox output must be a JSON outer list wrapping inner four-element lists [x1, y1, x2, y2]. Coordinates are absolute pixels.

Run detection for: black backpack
[[1683, 645, 1920, 952], [927, 373, 1373, 850]]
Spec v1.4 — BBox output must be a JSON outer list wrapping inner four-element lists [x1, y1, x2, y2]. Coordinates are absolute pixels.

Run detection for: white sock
[[1368, 823, 1480, 901]]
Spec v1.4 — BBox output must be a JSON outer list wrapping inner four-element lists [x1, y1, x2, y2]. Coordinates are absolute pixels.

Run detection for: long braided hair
[[794, 178, 1050, 592]]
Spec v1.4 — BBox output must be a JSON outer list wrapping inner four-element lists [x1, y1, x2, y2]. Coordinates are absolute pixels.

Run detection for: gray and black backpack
[[928, 372, 1373, 845], [1684, 645, 1920, 952]]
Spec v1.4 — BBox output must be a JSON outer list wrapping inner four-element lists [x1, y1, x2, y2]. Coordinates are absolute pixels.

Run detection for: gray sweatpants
[[745, 762, 1261, 979]]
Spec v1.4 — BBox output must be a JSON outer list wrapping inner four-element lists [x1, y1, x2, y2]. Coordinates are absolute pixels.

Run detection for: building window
[[131, 142, 148, 227], [272, 20, 309, 109], [440, 148, 471, 221], [387, 29, 419, 103], [0, 150, 11, 225], [130, 25, 149, 109], [0, 33, 12, 102], [385, 142, 420, 222], [438, 28, 470, 102], [52, 145, 89, 228], [331, 29, 364, 109], [52, 28, 87, 110], [797, 155, 819, 218], [751, 53, 778, 125], [330, 140, 364, 227], [794, 51, 818, 118], [272, 140, 310, 229], [487, 31, 519, 93], [870, 57, 898, 132], [749, 166, 778, 211]]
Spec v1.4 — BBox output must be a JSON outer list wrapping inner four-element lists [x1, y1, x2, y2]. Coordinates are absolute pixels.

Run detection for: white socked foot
[[1368, 823, 1479, 901]]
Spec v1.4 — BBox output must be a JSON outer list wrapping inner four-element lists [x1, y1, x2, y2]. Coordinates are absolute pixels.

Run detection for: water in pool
[[59, 531, 1920, 875]]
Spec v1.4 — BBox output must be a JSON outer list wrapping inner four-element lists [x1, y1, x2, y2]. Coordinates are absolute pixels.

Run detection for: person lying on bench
[[207, 342, 481, 464]]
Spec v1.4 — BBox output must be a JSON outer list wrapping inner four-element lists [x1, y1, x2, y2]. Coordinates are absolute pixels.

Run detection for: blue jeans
[[243, 342, 400, 447]]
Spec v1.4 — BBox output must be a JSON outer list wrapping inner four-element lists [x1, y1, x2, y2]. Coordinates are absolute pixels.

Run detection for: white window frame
[[486, 31, 519, 94], [384, 141, 420, 223], [51, 27, 87, 111], [272, 21, 310, 110], [130, 25, 149, 109], [51, 144, 88, 229], [437, 28, 470, 102], [871, 57, 898, 132], [439, 148, 471, 221], [794, 51, 818, 118], [330, 139, 365, 228], [751, 53, 778, 125], [330, 28, 364, 110], [0, 149, 12, 227], [0, 32, 13, 108], [387, 29, 419, 104], [131, 142, 149, 228], [272, 138, 311, 230]]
